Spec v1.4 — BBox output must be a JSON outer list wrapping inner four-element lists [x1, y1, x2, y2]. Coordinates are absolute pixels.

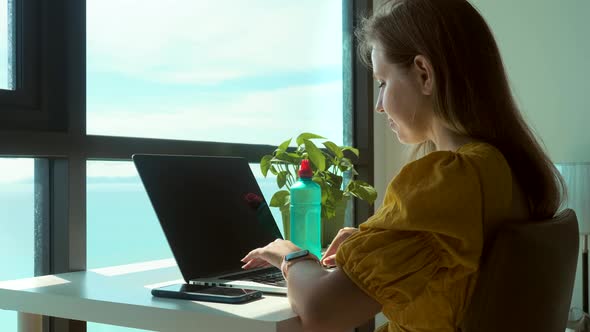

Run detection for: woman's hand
[[241, 239, 302, 269], [320, 227, 359, 267]]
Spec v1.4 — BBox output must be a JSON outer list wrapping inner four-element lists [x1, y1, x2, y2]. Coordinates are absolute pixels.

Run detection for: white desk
[[0, 260, 301, 332]]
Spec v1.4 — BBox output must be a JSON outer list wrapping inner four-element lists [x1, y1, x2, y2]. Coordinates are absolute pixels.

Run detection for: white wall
[[469, 0, 590, 164], [469, 0, 590, 314], [372, 0, 589, 324], [374, 0, 590, 189]]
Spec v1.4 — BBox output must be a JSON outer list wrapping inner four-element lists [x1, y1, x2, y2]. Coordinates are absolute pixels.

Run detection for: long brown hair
[[357, 0, 565, 219]]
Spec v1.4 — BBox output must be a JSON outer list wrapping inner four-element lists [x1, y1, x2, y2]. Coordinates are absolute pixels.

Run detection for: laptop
[[132, 154, 288, 294]]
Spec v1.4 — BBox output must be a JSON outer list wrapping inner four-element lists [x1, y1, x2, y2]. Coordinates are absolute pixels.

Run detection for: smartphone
[[151, 283, 262, 304]]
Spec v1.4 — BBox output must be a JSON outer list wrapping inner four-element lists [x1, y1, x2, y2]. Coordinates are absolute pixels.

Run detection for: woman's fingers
[[322, 231, 345, 260], [322, 254, 337, 267], [241, 249, 260, 263], [321, 244, 338, 264], [241, 239, 303, 269], [241, 253, 270, 268], [241, 257, 271, 269], [321, 228, 358, 264]]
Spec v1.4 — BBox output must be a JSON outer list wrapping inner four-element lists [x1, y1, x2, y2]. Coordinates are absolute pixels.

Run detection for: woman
[[241, 0, 566, 331]]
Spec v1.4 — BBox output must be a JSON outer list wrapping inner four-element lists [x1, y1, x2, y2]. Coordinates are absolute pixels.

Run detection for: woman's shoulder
[[397, 141, 509, 183], [380, 141, 512, 210], [455, 141, 509, 167]]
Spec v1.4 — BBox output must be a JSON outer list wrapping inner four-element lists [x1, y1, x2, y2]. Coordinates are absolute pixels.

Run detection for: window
[[0, 158, 34, 331], [86, 161, 281, 332], [0, 1, 373, 331], [86, 323, 150, 332], [0, 0, 14, 90], [87, 161, 171, 269], [86, 0, 343, 145], [87, 161, 282, 269]]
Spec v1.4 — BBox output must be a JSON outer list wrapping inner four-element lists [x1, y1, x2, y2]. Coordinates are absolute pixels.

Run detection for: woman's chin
[[394, 131, 421, 145], [394, 132, 410, 145]]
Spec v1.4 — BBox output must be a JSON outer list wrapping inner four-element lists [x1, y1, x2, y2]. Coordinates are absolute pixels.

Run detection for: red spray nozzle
[[298, 159, 313, 178]]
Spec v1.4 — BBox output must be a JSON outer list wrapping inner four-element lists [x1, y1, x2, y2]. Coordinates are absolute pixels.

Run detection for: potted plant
[[260, 132, 377, 247]]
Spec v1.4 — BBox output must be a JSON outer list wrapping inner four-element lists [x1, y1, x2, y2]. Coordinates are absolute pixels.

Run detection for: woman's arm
[[241, 239, 381, 332], [286, 261, 381, 332]]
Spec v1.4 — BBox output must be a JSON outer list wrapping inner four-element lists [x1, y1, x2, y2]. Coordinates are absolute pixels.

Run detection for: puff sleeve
[[335, 150, 485, 309]]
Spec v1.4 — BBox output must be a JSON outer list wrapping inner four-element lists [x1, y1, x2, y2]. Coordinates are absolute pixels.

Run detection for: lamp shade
[[556, 163, 590, 234]]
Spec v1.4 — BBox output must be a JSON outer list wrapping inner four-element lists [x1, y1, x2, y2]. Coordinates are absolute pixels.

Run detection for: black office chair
[[460, 209, 579, 332]]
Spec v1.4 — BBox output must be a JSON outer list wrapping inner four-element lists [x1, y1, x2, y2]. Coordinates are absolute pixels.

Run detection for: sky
[[86, 0, 344, 145], [1, 0, 343, 185]]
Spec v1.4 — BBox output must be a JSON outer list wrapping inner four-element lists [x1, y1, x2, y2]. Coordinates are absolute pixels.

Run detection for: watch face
[[285, 249, 310, 261]]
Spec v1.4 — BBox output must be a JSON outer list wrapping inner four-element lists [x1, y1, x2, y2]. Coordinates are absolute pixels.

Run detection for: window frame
[[0, 0, 44, 127], [0, 0, 374, 331]]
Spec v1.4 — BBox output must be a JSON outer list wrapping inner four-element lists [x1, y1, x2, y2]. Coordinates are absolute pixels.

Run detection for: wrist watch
[[281, 249, 320, 280]]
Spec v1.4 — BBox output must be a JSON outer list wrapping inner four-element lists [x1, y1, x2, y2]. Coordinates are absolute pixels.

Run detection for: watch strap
[[281, 251, 320, 280]]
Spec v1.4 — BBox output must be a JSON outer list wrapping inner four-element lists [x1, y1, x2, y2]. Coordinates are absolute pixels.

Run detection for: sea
[[0, 170, 283, 332]]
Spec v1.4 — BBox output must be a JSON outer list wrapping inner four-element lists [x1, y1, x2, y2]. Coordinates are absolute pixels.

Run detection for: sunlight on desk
[[0, 268, 301, 331], [0, 275, 70, 290], [90, 258, 176, 276]]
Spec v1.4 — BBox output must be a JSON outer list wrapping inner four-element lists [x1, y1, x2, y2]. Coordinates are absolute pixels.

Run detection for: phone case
[[151, 287, 262, 304]]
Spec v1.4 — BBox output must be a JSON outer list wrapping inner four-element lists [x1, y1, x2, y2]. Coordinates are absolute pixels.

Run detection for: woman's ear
[[413, 55, 434, 96]]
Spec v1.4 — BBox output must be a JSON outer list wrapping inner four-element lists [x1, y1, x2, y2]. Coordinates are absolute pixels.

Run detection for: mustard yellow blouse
[[335, 142, 513, 332]]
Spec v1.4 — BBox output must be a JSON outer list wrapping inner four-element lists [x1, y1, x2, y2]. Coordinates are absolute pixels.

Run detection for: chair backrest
[[460, 209, 580, 332]]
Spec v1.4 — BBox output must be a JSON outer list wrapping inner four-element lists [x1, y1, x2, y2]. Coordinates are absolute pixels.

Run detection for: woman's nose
[[375, 89, 384, 113], [375, 98, 384, 113]]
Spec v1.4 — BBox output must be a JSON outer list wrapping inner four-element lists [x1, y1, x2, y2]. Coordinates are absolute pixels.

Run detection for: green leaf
[[269, 190, 290, 207], [260, 155, 273, 177], [347, 180, 377, 204], [303, 139, 326, 171], [338, 158, 353, 172], [329, 186, 344, 202], [296, 132, 325, 146], [287, 152, 303, 161], [323, 141, 343, 159], [274, 152, 297, 164], [269, 165, 279, 175], [277, 138, 292, 152], [342, 146, 360, 157], [312, 175, 323, 183], [323, 203, 337, 220], [313, 177, 329, 205], [326, 172, 343, 189], [277, 171, 288, 189], [324, 157, 334, 170]]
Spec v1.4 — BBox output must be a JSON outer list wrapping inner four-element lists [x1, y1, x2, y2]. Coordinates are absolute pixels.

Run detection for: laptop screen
[[133, 154, 283, 281]]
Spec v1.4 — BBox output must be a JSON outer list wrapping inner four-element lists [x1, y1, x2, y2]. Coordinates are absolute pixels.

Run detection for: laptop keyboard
[[227, 268, 286, 287]]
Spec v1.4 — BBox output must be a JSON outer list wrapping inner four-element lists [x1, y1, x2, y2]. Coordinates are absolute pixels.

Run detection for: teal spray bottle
[[289, 159, 322, 257]]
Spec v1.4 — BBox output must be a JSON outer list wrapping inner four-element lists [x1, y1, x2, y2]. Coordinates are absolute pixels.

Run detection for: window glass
[[87, 160, 281, 332], [555, 164, 584, 312], [87, 161, 171, 269], [0, 158, 34, 331], [86, 323, 153, 332], [86, 0, 343, 145], [0, 0, 15, 90], [87, 324, 152, 332], [86, 160, 281, 269]]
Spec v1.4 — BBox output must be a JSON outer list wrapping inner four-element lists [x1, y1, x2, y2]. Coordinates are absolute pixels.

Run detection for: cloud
[[87, 81, 344, 145], [86, 0, 342, 84], [0, 159, 33, 184]]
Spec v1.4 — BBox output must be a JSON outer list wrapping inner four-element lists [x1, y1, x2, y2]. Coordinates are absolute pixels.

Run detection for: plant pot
[[321, 197, 349, 248], [280, 206, 291, 241], [280, 198, 349, 249]]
